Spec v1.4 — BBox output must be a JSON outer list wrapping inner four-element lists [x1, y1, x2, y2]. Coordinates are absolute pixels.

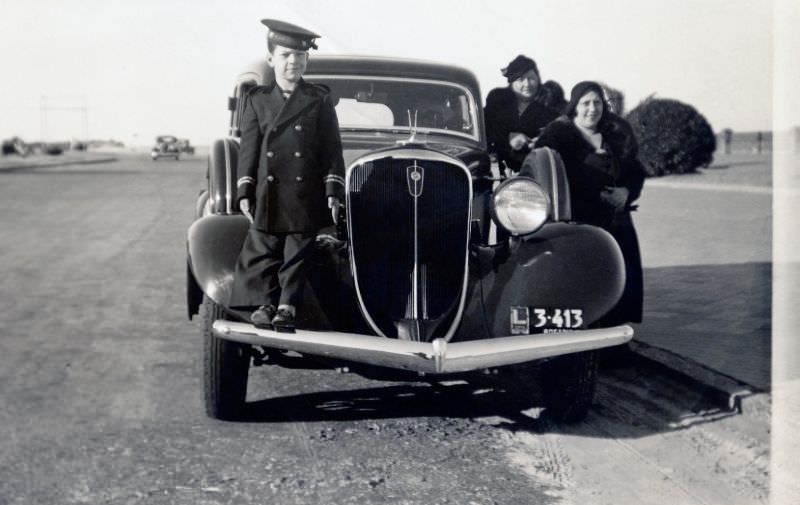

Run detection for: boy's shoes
[[271, 308, 296, 333], [250, 305, 277, 329]]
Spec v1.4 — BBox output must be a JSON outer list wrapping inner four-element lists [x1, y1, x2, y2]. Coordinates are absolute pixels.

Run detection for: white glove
[[239, 198, 254, 223], [328, 196, 341, 223]]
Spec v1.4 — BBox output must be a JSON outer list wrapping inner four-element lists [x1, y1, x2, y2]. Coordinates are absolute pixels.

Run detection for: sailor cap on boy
[[261, 19, 320, 50]]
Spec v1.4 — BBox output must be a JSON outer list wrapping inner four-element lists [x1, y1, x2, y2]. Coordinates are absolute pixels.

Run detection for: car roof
[[239, 55, 481, 95], [308, 56, 479, 86]]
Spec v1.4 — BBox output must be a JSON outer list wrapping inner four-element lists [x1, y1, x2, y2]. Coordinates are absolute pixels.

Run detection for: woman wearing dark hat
[[535, 80, 645, 326], [484, 55, 559, 173]]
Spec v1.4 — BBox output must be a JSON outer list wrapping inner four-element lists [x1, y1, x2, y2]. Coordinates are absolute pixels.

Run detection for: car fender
[[187, 214, 250, 310], [459, 222, 625, 339]]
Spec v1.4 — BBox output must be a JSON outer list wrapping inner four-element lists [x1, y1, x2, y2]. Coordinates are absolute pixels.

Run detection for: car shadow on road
[[243, 381, 526, 422], [239, 357, 741, 438]]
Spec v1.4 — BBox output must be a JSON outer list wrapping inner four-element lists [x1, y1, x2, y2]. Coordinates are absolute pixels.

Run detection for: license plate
[[533, 308, 584, 329], [510, 306, 584, 335]]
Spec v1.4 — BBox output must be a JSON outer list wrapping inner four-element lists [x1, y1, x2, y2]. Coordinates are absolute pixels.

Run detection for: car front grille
[[347, 150, 472, 341]]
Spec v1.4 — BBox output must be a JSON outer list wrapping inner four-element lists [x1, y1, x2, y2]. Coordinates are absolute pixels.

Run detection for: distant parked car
[[177, 138, 195, 155], [43, 143, 64, 155], [151, 135, 180, 160]]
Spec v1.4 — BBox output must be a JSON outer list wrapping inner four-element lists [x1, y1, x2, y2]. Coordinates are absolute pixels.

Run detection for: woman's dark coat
[[484, 87, 559, 172], [535, 113, 645, 324]]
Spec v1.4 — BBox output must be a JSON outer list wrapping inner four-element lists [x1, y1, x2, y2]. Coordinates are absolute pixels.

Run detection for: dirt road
[[0, 156, 769, 504]]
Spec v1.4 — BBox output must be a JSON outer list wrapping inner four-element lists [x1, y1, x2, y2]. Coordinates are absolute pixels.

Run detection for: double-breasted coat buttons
[[233, 81, 345, 234]]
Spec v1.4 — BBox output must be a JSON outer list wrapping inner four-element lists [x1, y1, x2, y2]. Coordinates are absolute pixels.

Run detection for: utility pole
[[40, 95, 47, 144]]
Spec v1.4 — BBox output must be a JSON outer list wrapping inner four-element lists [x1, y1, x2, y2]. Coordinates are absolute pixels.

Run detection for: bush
[[625, 97, 716, 176]]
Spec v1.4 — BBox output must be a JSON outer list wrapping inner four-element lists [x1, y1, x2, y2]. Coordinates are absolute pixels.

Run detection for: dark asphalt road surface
[[0, 156, 769, 505]]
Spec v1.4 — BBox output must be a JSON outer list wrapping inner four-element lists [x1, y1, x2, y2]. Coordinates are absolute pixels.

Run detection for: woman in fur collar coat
[[535, 81, 645, 324]]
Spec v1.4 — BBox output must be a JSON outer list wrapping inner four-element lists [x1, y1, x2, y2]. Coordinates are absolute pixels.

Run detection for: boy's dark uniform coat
[[228, 79, 345, 309]]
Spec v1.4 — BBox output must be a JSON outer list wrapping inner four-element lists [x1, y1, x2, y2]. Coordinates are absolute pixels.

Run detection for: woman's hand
[[601, 186, 629, 211], [509, 133, 530, 151]]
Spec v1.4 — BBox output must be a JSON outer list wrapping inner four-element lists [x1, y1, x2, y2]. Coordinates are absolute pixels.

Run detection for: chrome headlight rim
[[490, 176, 551, 236]]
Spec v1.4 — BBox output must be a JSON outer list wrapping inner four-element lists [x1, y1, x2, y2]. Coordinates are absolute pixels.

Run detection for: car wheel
[[541, 350, 598, 423], [202, 295, 250, 420]]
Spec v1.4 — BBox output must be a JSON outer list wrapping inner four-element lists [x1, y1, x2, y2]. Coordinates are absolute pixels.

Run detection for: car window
[[334, 99, 395, 126], [309, 76, 477, 140]]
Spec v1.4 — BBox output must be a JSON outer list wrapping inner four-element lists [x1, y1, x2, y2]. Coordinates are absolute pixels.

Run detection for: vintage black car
[[177, 138, 195, 155], [151, 135, 181, 160], [186, 56, 633, 422]]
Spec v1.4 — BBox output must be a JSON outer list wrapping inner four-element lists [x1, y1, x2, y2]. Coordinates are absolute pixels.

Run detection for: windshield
[[307, 75, 479, 141]]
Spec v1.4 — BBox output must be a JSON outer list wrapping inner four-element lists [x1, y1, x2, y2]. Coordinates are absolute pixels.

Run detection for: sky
[[0, 0, 792, 146]]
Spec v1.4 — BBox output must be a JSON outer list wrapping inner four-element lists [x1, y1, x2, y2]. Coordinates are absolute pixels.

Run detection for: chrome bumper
[[213, 321, 634, 374]]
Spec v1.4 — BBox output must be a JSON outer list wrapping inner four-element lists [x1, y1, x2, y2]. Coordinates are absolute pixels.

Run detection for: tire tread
[[202, 296, 249, 420]]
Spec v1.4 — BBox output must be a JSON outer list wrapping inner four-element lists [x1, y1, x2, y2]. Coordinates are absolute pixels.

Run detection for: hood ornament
[[397, 109, 424, 146], [407, 109, 417, 143]]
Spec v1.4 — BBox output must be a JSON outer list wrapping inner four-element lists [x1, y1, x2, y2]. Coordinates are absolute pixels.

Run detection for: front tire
[[541, 350, 598, 423], [202, 295, 250, 420]]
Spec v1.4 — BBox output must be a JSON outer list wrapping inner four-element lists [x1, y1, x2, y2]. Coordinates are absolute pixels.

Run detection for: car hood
[[341, 131, 488, 176]]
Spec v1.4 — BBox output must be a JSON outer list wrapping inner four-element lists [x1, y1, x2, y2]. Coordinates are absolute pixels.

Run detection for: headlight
[[491, 177, 550, 235]]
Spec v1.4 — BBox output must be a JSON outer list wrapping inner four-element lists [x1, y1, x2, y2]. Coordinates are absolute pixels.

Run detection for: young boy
[[228, 19, 345, 331]]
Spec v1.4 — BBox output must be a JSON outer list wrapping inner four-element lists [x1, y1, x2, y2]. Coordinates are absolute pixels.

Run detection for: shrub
[[625, 97, 716, 176]]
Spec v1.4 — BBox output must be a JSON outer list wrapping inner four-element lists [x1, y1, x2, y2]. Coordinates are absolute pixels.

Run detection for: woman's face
[[574, 90, 604, 130], [510, 70, 541, 101]]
